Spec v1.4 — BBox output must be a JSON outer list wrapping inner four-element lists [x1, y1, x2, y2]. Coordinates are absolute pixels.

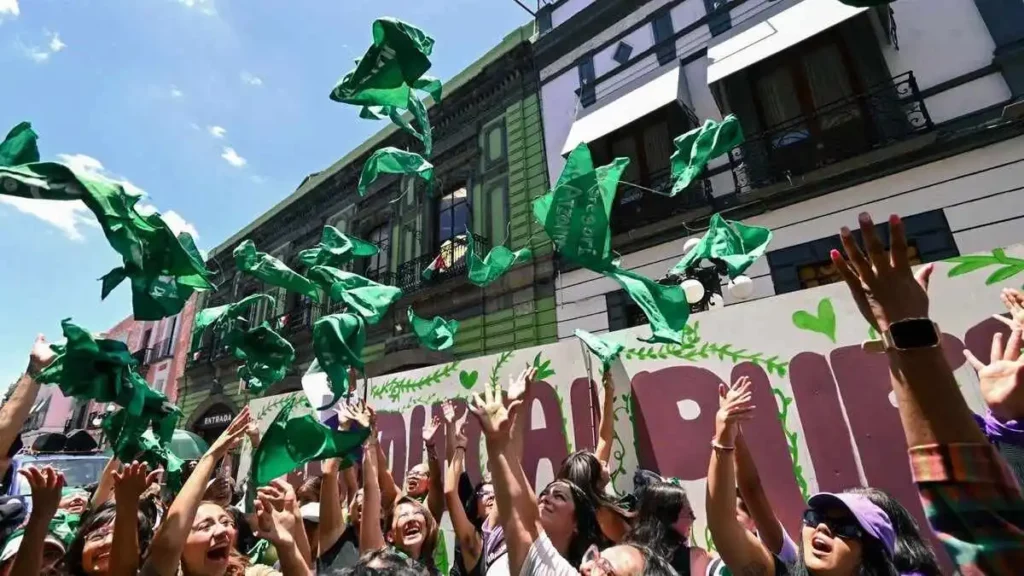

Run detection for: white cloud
[[0, 196, 98, 241], [22, 44, 49, 62], [207, 125, 226, 139], [240, 71, 263, 87], [55, 153, 146, 197], [221, 147, 246, 168], [47, 31, 65, 53], [0, 0, 19, 21], [170, 86, 184, 99], [175, 0, 215, 16], [137, 204, 199, 239], [250, 175, 266, 184]]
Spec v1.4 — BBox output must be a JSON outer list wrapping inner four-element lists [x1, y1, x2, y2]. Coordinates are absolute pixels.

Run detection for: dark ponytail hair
[[847, 487, 941, 576], [538, 480, 601, 567], [624, 481, 693, 576], [557, 451, 634, 518]]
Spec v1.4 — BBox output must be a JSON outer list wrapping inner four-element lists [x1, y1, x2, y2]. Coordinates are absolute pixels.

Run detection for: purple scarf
[[974, 411, 1024, 446]]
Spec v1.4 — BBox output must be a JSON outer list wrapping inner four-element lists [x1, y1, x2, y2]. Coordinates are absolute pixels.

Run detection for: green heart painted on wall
[[792, 298, 837, 343], [458, 370, 479, 390]]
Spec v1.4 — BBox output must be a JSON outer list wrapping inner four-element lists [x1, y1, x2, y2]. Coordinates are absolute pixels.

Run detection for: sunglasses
[[802, 509, 864, 540], [582, 545, 617, 576]]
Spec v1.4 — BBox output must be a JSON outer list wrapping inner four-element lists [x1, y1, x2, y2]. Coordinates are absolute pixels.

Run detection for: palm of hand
[[979, 360, 1024, 416]]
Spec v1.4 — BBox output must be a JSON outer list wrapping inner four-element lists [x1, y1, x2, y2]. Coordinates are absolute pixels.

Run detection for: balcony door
[[748, 30, 873, 176]]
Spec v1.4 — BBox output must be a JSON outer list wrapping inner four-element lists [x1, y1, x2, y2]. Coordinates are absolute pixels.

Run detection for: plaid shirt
[[910, 443, 1024, 575]]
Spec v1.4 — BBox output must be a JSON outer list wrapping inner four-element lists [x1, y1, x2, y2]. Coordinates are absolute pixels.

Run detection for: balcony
[[132, 347, 153, 376], [727, 72, 934, 193], [610, 169, 711, 236], [145, 337, 175, 364]]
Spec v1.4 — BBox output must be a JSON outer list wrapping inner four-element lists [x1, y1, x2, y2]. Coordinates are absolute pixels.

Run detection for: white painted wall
[[550, 0, 595, 29], [540, 70, 581, 184], [556, 136, 1024, 337], [593, 26, 654, 78]]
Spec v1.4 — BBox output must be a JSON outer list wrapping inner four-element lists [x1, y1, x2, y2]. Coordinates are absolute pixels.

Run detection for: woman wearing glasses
[[707, 376, 900, 576]]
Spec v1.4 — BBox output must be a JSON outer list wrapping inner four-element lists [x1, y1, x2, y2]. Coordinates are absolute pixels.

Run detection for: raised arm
[[9, 467, 63, 576], [360, 431, 387, 553], [506, 367, 535, 461], [141, 408, 250, 576], [0, 337, 55, 476], [470, 376, 539, 576], [111, 462, 160, 576], [89, 455, 121, 510], [255, 485, 314, 576], [319, 457, 347, 556], [443, 402, 483, 568], [706, 377, 776, 576], [423, 415, 445, 522], [734, 432, 787, 557], [595, 371, 615, 465], [376, 440, 400, 510]]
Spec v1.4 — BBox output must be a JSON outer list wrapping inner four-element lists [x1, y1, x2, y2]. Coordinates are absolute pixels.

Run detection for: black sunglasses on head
[[802, 508, 864, 540]]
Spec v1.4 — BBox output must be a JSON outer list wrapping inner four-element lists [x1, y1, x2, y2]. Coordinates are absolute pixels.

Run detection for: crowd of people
[[2, 212, 1024, 576]]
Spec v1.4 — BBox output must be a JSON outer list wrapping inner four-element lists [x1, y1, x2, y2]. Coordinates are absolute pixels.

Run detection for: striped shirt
[[910, 442, 1024, 575]]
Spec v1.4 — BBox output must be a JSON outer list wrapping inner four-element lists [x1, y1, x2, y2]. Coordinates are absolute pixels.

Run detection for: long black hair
[[847, 487, 941, 576], [65, 501, 154, 576], [624, 481, 692, 576], [538, 479, 601, 567], [557, 451, 634, 516]]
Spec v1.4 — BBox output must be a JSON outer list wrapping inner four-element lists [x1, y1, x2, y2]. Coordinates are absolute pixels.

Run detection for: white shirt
[[519, 533, 579, 576]]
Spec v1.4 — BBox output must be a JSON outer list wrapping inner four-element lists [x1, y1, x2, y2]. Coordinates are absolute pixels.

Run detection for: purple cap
[[807, 492, 896, 556]]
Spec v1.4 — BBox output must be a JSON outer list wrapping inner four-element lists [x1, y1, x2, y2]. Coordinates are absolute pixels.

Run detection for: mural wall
[[240, 246, 1024, 562]]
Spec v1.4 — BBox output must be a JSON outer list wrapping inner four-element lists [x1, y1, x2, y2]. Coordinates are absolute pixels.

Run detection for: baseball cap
[[807, 492, 895, 556], [300, 502, 320, 523]]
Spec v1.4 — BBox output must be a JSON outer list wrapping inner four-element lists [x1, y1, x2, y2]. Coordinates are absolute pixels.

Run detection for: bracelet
[[710, 440, 735, 452]]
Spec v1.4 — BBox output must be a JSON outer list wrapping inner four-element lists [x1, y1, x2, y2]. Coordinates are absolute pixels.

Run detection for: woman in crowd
[[139, 407, 308, 576], [624, 480, 711, 575], [845, 488, 941, 576], [357, 402, 440, 573], [707, 376, 899, 576], [556, 371, 634, 545]]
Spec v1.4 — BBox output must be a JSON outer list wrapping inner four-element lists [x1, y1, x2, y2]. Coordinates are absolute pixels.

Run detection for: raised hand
[[506, 366, 536, 407], [452, 417, 469, 450], [469, 380, 519, 448], [339, 400, 372, 430], [113, 461, 160, 503], [27, 334, 56, 375], [441, 399, 457, 424], [254, 493, 295, 545], [831, 213, 933, 333], [20, 466, 64, 520], [994, 288, 1024, 330], [966, 329, 1024, 421], [207, 406, 251, 459], [715, 376, 756, 446], [423, 415, 443, 447]]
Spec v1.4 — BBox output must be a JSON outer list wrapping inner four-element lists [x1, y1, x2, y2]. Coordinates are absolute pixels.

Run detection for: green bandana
[[234, 240, 321, 303], [310, 313, 367, 408], [407, 307, 458, 351], [329, 18, 435, 109], [252, 396, 370, 486], [669, 116, 744, 196], [532, 143, 629, 271], [248, 539, 271, 565], [298, 226, 379, 268], [48, 510, 80, 546], [357, 147, 433, 196], [189, 293, 275, 353], [233, 324, 296, 395], [0, 123, 214, 320], [467, 235, 531, 288], [603, 266, 690, 345], [668, 213, 772, 279], [102, 410, 184, 490], [391, 93, 432, 157], [574, 329, 624, 371], [308, 266, 403, 325]]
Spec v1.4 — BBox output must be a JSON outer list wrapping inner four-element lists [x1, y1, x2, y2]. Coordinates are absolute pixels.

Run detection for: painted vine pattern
[[371, 361, 461, 403], [609, 394, 630, 489], [623, 322, 788, 377], [488, 351, 515, 390], [773, 388, 810, 500], [946, 248, 1024, 284]]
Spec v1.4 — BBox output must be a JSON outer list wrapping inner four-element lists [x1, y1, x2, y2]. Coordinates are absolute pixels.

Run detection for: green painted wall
[[506, 94, 549, 257]]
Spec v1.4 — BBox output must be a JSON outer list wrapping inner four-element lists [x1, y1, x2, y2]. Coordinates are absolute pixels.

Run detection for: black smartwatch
[[882, 318, 941, 351]]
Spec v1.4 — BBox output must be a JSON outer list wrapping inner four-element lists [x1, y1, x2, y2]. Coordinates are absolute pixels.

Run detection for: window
[[704, 0, 732, 37], [437, 186, 470, 247], [365, 225, 390, 278], [613, 42, 633, 66], [578, 57, 596, 107], [768, 210, 958, 295], [652, 12, 675, 65]]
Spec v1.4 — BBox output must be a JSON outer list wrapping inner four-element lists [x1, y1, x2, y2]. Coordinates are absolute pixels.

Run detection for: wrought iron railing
[[146, 338, 174, 363], [188, 233, 489, 366], [727, 71, 933, 193], [610, 169, 711, 235]]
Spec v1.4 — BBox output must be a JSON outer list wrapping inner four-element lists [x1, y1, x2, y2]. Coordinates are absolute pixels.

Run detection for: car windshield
[[14, 457, 108, 494]]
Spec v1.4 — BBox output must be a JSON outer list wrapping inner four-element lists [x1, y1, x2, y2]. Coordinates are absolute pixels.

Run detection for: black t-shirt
[[317, 526, 360, 574]]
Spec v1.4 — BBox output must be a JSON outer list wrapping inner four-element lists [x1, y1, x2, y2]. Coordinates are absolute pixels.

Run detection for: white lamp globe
[[681, 278, 706, 304], [729, 275, 754, 299], [708, 293, 725, 309], [92, 417, 103, 427], [682, 238, 701, 255]]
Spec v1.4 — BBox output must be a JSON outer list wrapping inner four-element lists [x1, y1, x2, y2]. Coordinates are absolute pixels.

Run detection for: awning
[[561, 66, 682, 156], [706, 0, 868, 85]]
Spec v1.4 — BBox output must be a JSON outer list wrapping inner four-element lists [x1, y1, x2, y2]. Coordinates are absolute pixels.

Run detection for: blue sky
[[0, 0, 530, 389]]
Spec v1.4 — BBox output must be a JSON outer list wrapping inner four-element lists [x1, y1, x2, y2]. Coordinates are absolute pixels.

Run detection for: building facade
[[534, 0, 1024, 339], [178, 23, 557, 438]]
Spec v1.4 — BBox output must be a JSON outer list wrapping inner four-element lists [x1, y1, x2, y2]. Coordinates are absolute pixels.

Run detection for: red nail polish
[[830, 249, 841, 260]]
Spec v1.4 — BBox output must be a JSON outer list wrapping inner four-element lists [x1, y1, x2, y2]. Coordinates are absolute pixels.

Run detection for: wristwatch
[[883, 318, 941, 350], [863, 318, 941, 353]]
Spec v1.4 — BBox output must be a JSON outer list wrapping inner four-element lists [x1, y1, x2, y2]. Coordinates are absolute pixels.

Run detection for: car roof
[[13, 453, 109, 462]]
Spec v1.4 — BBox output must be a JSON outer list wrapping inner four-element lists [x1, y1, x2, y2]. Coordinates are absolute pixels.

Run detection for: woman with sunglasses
[[707, 377, 899, 576]]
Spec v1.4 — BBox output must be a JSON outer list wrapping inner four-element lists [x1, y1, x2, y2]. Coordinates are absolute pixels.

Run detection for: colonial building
[[178, 23, 556, 434], [535, 0, 1024, 338]]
